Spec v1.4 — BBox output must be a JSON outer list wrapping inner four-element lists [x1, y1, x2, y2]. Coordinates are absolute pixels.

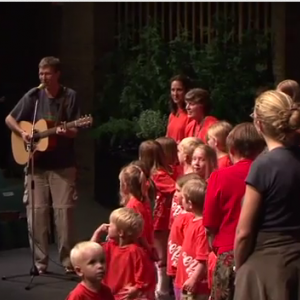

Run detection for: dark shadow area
[[94, 143, 138, 209], [0, 2, 61, 177]]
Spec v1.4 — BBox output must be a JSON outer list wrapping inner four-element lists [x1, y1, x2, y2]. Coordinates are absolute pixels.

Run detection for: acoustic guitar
[[11, 115, 93, 165]]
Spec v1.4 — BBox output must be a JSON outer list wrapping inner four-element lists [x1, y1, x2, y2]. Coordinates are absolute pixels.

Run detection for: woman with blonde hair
[[234, 90, 300, 300]]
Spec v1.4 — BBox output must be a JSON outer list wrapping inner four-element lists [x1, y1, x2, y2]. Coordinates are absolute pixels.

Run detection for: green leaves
[[93, 18, 274, 149], [136, 110, 168, 140]]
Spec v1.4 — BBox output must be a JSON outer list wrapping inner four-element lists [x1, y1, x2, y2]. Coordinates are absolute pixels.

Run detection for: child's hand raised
[[90, 223, 110, 242], [98, 223, 110, 233]]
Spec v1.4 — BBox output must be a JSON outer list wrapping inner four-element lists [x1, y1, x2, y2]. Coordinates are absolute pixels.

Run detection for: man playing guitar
[[5, 56, 80, 274]]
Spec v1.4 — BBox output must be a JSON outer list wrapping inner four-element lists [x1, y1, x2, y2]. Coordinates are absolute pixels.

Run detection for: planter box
[[0, 183, 25, 214], [0, 211, 29, 250]]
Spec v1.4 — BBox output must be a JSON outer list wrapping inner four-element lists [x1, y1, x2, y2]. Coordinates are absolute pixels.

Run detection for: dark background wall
[[0, 2, 61, 171], [285, 3, 300, 83]]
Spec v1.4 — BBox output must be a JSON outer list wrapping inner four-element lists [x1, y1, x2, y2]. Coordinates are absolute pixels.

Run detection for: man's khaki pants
[[26, 167, 77, 270]]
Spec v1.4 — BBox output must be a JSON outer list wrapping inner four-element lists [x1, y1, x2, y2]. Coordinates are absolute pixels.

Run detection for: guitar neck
[[34, 121, 76, 139]]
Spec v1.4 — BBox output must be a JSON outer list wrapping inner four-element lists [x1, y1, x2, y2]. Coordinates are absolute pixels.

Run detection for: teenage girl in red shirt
[[166, 75, 192, 143], [203, 123, 265, 300], [139, 140, 176, 299], [184, 88, 218, 143]]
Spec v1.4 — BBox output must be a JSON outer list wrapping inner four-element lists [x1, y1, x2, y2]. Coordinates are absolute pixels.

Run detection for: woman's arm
[[234, 185, 262, 270], [205, 228, 216, 252], [203, 171, 222, 249]]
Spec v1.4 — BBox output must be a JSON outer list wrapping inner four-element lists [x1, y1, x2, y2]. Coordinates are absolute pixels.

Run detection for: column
[[60, 2, 95, 198]]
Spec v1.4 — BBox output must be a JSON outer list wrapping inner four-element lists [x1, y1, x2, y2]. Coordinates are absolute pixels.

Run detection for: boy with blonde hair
[[91, 207, 156, 300], [175, 179, 210, 300], [178, 137, 203, 174], [206, 121, 232, 169], [66, 241, 114, 300]]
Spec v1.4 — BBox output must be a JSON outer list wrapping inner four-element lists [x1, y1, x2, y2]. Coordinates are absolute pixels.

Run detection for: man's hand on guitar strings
[[21, 131, 31, 143], [56, 122, 78, 138]]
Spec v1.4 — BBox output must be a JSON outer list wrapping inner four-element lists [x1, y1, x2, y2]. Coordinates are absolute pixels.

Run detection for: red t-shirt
[[166, 109, 190, 143], [170, 164, 184, 181], [167, 211, 193, 276], [151, 168, 176, 231], [169, 194, 183, 229], [217, 155, 232, 169], [203, 159, 253, 254], [175, 217, 210, 295], [207, 252, 217, 289], [102, 240, 156, 300], [66, 282, 114, 300], [126, 197, 154, 247], [185, 116, 218, 142]]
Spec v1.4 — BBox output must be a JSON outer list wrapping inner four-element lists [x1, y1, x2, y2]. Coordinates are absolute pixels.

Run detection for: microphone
[[37, 83, 46, 90], [29, 83, 46, 96]]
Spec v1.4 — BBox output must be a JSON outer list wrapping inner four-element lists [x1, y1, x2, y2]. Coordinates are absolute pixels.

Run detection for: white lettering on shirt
[[168, 240, 182, 267]]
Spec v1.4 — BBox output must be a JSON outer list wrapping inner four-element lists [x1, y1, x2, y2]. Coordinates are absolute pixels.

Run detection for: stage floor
[[0, 245, 78, 300], [0, 189, 112, 300]]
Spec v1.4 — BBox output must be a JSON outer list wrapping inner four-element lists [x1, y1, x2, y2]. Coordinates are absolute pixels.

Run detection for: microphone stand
[[1, 95, 40, 290], [2, 90, 78, 290], [24, 94, 40, 290]]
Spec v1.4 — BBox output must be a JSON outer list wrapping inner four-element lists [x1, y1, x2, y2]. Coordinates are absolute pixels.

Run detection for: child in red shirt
[[175, 179, 210, 300], [139, 140, 176, 299], [156, 136, 183, 181], [119, 163, 156, 260], [184, 88, 218, 143], [169, 138, 203, 230], [178, 137, 203, 175], [129, 160, 157, 215], [206, 121, 233, 169], [167, 174, 202, 299], [191, 144, 218, 181], [169, 173, 202, 229], [91, 208, 156, 300], [66, 241, 114, 300]]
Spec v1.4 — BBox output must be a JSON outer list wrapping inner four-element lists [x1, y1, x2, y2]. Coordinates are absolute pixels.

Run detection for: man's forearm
[[5, 115, 23, 135]]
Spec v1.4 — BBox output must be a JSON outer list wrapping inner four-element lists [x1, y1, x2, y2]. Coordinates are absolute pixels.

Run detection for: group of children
[[65, 120, 258, 300]]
